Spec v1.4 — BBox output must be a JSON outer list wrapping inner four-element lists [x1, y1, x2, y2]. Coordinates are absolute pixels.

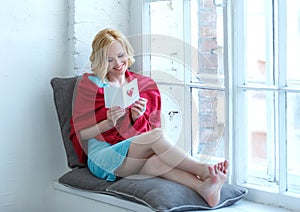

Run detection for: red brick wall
[[197, 0, 219, 151]]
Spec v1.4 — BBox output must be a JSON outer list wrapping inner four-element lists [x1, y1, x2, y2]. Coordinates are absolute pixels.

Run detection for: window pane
[[246, 0, 273, 84], [287, 93, 300, 194], [190, 0, 224, 87], [158, 84, 185, 148], [149, 0, 185, 82], [287, 1, 300, 85], [192, 88, 225, 163], [245, 90, 278, 189]]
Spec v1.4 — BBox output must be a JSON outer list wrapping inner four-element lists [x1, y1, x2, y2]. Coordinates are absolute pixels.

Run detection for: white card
[[104, 78, 140, 108]]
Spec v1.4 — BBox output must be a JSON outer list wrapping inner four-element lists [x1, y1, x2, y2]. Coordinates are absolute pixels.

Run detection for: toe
[[208, 165, 215, 175]]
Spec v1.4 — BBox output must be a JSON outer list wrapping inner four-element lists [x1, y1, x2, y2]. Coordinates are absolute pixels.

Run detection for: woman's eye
[[118, 54, 124, 58], [108, 58, 113, 62]]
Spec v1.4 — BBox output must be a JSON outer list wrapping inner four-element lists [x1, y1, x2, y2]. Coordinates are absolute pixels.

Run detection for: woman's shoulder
[[128, 71, 160, 93], [129, 71, 156, 84], [80, 72, 108, 88]]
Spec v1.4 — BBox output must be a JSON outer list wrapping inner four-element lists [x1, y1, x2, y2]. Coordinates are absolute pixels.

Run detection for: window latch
[[168, 111, 179, 121]]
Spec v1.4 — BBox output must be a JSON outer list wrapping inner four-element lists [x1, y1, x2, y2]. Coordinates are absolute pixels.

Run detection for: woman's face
[[107, 41, 128, 78]]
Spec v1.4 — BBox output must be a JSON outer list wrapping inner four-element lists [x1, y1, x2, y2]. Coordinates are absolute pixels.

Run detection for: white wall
[[73, 0, 130, 75], [0, 0, 72, 211], [0, 0, 132, 211]]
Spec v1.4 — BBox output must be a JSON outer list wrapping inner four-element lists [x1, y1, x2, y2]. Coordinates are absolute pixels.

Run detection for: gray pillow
[[106, 175, 247, 211], [51, 77, 86, 168], [59, 167, 113, 191], [59, 168, 247, 211]]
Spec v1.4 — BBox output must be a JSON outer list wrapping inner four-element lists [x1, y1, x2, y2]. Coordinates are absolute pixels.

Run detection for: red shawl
[[70, 70, 161, 163]]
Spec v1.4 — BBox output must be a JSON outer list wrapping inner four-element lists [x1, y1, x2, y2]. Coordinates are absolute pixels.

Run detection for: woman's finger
[[107, 107, 125, 125], [131, 106, 143, 115], [136, 98, 147, 106], [134, 98, 147, 111]]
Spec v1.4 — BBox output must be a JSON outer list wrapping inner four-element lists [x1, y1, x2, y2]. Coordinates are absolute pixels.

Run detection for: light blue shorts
[[87, 138, 133, 181]]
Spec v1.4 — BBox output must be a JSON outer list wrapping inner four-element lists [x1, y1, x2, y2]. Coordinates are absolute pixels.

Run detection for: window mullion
[[129, 0, 151, 76], [183, 0, 191, 85], [218, 0, 231, 182], [276, 0, 288, 194], [265, 0, 276, 183], [183, 0, 192, 153], [232, 0, 247, 185], [265, 0, 274, 85]]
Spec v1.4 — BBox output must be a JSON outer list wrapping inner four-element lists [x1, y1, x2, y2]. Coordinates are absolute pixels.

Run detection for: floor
[[214, 200, 293, 212]]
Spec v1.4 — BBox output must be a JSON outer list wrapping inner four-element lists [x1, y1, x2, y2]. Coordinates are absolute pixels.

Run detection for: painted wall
[[73, 0, 130, 75], [0, 0, 72, 211], [0, 0, 131, 211]]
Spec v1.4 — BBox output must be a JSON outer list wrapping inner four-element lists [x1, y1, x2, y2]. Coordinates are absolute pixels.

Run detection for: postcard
[[104, 78, 140, 108]]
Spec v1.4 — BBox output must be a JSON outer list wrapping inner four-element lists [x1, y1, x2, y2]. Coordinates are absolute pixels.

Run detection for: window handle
[[168, 111, 179, 121]]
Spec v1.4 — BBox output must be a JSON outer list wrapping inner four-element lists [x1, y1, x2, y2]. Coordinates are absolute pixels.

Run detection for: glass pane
[[287, 93, 300, 194], [190, 0, 224, 87], [245, 90, 278, 189], [246, 0, 273, 84], [149, 0, 185, 82], [287, 1, 300, 85], [158, 84, 185, 148], [192, 88, 225, 163]]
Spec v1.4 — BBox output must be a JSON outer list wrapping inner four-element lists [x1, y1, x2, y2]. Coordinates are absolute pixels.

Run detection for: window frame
[[133, 0, 300, 210], [144, 0, 230, 159], [231, 0, 300, 210]]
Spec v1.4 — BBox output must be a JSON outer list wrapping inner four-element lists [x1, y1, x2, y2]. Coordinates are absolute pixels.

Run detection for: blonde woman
[[70, 28, 228, 207]]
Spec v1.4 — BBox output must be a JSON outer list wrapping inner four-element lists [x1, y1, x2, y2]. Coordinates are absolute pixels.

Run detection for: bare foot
[[217, 160, 229, 174], [196, 164, 227, 207], [198, 164, 211, 180], [199, 160, 229, 181]]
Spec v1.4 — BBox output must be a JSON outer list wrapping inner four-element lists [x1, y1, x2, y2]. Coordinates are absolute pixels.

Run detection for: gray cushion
[[106, 175, 247, 211], [59, 167, 113, 191], [59, 168, 247, 211], [51, 76, 247, 211], [51, 77, 86, 168]]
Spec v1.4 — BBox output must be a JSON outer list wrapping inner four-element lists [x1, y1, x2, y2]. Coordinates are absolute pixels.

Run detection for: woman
[[70, 28, 228, 207]]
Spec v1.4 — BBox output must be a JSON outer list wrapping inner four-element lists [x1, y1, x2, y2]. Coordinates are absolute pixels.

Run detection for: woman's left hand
[[131, 97, 148, 122]]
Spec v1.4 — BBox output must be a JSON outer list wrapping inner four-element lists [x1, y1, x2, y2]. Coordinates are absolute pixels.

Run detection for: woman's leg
[[139, 155, 227, 207], [115, 128, 228, 179]]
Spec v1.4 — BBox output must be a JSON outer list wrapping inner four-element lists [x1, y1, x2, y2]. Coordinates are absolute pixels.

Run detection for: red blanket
[[70, 70, 161, 163]]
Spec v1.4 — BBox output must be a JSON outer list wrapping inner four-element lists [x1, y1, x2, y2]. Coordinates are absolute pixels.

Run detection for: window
[[135, 0, 300, 210], [147, 0, 227, 163], [233, 0, 300, 209]]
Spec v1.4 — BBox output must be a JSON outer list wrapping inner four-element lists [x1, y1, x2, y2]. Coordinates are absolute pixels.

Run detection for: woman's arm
[[80, 119, 113, 140], [80, 106, 126, 140]]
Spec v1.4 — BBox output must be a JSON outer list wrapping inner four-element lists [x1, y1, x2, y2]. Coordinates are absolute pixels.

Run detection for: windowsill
[[53, 181, 294, 212], [241, 183, 300, 211], [53, 181, 153, 211]]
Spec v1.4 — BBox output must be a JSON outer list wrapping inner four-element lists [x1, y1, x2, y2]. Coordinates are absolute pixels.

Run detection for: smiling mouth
[[114, 63, 125, 71]]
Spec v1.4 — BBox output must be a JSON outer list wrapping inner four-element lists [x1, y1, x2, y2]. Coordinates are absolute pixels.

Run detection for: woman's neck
[[107, 74, 127, 87]]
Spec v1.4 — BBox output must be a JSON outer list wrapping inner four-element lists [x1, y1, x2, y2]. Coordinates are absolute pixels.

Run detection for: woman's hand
[[107, 106, 126, 127], [131, 98, 148, 122]]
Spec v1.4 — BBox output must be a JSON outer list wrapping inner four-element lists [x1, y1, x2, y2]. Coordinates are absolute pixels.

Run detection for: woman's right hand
[[107, 106, 126, 127]]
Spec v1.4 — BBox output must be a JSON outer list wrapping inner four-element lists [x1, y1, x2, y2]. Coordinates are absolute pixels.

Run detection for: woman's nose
[[114, 57, 121, 65]]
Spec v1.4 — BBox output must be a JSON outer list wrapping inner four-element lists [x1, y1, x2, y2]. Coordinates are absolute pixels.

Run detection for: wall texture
[[72, 0, 130, 75], [0, 0, 132, 211], [0, 1, 72, 211]]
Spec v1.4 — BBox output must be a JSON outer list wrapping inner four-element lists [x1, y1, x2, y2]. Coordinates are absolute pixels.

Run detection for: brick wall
[[197, 0, 219, 153]]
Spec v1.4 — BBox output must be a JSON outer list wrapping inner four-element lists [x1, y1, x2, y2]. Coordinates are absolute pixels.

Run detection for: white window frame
[[132, 0, 229, 156], [131, 0, 230, 177], [132, 0, 300, 211], [231, 0, 300, 211]]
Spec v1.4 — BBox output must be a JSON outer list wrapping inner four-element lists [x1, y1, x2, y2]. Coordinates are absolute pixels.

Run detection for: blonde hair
[[89, 28, 135, 80]]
